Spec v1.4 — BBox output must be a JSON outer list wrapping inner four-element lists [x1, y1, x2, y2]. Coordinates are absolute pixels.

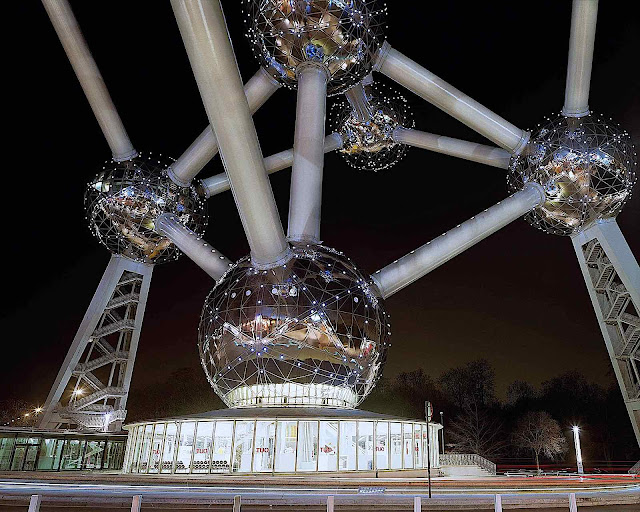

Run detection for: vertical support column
[[571, 219, 640, 445], [41, 0, 137, 160], [39, 255, 153, 431], [288, 64, 329, 244], [562, 0, 599, 117], [28, 495, 42, 512]]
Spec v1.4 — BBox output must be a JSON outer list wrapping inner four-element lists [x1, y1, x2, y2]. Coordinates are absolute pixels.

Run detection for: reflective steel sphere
[[85, 153, 208, 264], [332, 81, 412, 171], [508, 113, 636, 236], [199, 244, 390, 408], [243, 0, 387, 95]]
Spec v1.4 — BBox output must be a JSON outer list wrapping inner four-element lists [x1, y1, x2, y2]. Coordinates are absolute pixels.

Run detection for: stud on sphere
[[85, 154, 208, 264], [508, 113, 637, 236], [198, 243, 390, 408]]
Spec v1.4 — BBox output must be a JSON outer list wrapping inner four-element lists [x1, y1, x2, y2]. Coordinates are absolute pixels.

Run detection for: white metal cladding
[[122, 417, 441, 474]]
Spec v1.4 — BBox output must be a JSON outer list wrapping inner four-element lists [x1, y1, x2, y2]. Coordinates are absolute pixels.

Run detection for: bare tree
[[512, 411, 567, 471], [447, 406, 505, 458]]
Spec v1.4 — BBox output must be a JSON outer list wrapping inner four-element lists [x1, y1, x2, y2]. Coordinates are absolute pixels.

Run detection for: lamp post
[[440, 411, 445, 455], [572, 426, 584, 475], [425, 401, 432, 498]]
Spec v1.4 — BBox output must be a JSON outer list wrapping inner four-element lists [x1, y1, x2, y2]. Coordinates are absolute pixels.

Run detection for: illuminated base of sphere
[[123, 407, 441, 475], [508, 113, 636, 236], [85, 153, 208, 264], [332, 82, 413, 171], [199, 244, 391, 409], [243, 0, 387, 95]]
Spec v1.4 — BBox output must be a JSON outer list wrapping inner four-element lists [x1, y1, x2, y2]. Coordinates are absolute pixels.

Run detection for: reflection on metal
[[199, 244, 390, 408], [39, 256, 153, 432], [572, 220, 640, 444], [86, 153, 207, 264], [509, 113, 636, 236], [243, 0, 387, 95]]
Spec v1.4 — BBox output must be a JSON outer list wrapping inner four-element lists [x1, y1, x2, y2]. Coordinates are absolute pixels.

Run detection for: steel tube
[[171, 0, 290, 268], [393, 127, 511, 169], [345, 83, 372, 123], [288, 64, 329, 243], [201, 133, 342, 198], [168, 68, 281, 186], [372, 183, 546, 298], [155, 214, 231, 280], [562, 0, 598, 117], [375, 42, 529, 154], [41, 0, 137, 161]]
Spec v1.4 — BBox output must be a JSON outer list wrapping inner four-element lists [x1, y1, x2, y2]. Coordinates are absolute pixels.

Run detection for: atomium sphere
[[85, 153, 207, 264], [508, 113, 637, 236], [198, 244, 390, 409], [243, 0, 387, 95], [331, 82, 413, 171]]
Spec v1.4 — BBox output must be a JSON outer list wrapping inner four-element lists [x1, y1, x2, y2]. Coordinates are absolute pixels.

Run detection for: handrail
[[440, 453, 497, 475]]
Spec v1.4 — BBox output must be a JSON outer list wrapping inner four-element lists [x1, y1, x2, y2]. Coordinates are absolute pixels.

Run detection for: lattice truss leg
[[39, 256, 153, 432], [572, 220, 640, 444]]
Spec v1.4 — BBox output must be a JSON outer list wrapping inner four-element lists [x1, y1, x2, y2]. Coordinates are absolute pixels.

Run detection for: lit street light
[[572, 426, 584, 475]]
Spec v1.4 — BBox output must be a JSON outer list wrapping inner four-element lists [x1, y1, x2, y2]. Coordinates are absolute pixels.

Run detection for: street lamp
[[572, 426, 584, 475], [440, 411, 445, 455]]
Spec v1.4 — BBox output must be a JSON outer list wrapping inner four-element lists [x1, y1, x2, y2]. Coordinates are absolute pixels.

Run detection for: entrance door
[[23, 445, 38, 471], [10, 446, 26, 471]]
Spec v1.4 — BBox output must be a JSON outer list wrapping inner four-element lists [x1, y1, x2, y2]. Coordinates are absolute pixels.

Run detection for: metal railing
[[440, 453, 497, 475], [628, 459, 640, 475]]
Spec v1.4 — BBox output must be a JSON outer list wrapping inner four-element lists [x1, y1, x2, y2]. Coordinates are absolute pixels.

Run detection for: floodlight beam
[[41, 0, 137, 161], [372, 183, 546, 298], [375, 42, 529, 154], [562, 0, 598, 117], [171, 0, 290, 268], [393, 127, 511, 169]]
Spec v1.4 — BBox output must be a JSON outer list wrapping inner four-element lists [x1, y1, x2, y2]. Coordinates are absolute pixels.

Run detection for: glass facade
[[124, 416, 441, 475], [0, 430, 126, 472]]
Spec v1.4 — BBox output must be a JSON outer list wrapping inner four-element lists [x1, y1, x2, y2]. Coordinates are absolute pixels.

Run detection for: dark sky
[[3, 2, 638, 406]]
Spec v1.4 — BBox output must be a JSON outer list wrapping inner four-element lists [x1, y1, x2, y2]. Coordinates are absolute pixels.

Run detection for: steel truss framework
[[39, 0, 639, 446]]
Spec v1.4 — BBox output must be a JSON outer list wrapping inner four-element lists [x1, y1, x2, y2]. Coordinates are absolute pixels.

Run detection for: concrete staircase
[[439, 453, 496, 477]]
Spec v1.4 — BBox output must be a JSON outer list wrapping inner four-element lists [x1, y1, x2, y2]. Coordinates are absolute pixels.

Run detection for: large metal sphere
[[332, 82, 412, 171], [85, 153, 207, 264], [243, 0, 387, 95], [508, 113, 636, 236], [198, 244, 390, 408]]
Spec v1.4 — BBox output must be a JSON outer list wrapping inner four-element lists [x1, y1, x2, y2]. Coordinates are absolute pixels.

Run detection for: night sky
[[3, 2, 638, 406]]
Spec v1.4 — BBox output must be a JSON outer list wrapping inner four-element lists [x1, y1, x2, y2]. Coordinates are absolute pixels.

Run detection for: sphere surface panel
[[244, 0, 387, 95], [332, 81, 413, 171], [508, 113, 636, 236], [199, 244, 391, 408], [85, 153, 208, 264]]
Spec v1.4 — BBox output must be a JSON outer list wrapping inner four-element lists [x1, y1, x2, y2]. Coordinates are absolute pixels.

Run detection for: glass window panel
[[212, 421, 233, 473], [390, 423, 402, 469], [338, 421, 356, 471], [274, 421, 297, 473], [403, 423, 413, 469], [131, 426, 145, 473], [192, 422, 213, 474], [414, 426, 422, 468], [318, 421, 338, 472], [161, 423, 178, 473], [375, 422, 389, 470], [357, 422, 374, 471], [253, 421, 276, 472], [109, 441, 125, 470], [83, 440, 104, 470], [138, 425, 153, 473], [11, 445, 26, 471], [422, 426, 429, 468], [61, 439, 83, 470], [175, 422, 196, 473], [232, 421, 254, 473], [297, 421, 318, 472], [0, 436, 15, 471], [23, 445, 39, 471], [38, 438, 64, 471], [149, 424, 166, 474]]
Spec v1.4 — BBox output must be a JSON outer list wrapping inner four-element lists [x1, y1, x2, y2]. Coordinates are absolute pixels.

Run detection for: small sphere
[[198, 244, 390, 408], [85, 153, 208, 264], [508, 113, 636, 236], [243, 0, 387, 95], [332, 81, 413, 171]]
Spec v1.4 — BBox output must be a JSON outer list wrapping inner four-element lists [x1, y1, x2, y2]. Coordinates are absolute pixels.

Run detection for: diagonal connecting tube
[[372, 183, 546, 298], [167, 68, 281, 187], [562, 0, 598, 117], [288, 63, 329, 244], [155, 214, 231, 280], [201, 133, 343, 198], [374, 41, 529, 155], [345, 83, 372, 123], [42, 0, 137, 161], [393, 127, 511, 169], [171, 0, 290, 268]]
